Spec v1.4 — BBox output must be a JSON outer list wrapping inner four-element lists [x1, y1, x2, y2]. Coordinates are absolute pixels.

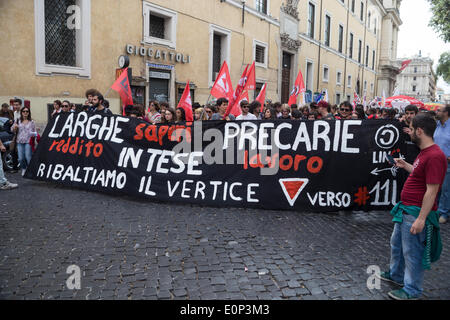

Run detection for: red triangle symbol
[[283, 181, 305, 200], [279, 178, 309, 207]]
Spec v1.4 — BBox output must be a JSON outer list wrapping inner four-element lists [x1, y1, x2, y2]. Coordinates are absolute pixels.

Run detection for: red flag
[[245, 61, 256, 90], [399, 59, 412, 73], [176, 81, 193, 121], [288, 70, 306, 106], [256, 83, 267, 112], [210, 61, 233, 101], [226, 62, 256, 116], [111, 67, 133, 110]]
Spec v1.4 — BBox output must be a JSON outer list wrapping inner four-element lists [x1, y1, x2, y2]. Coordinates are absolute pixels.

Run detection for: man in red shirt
[[378, 114, 447, 300]]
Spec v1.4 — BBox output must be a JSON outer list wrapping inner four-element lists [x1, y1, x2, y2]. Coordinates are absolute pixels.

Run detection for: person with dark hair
[[379, 113, 447, 300], [291, 109, 302, 120], [290, 103, 298, 111], [204, 105, 215, 120], [400, 104, 421, 166], [123, 105, 134, 117], [51, 100, 62, 118], [300, 106, 309, 119], [192, 102, 201, 111], [0, 103, 13, 120], [272, 102, 282, 118], [317, 101, 335, 120], [262, 107, 276, 120], [70, 103, 77, 113], [91, 93, 112, 115], [12, 99, 22, 123], [102, 99, 110, 109], [11, 107, 37, 176], [236, 100, 257, 120], [381, 108, 396, 120], [175, 107, 186, 123], [331, 104, 338, 117], [250, 101, 262, 119], [435, 104, 450, 224], [61, 100, 71, 113], [351, 106, 366, 120], [145, 101, 161, 124], [336, 101, 352, 120], [211, 98, 235, 120], [162, 107, 176, 123], [160, 102, 169, 115], [308, 110, 319, 120]]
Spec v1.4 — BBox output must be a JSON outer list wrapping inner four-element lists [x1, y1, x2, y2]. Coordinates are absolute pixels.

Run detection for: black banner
[[25, 112, 407, 212]]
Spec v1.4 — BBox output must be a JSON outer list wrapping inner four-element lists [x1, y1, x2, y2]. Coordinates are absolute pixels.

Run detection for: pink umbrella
[[385, 95, 424, 111]]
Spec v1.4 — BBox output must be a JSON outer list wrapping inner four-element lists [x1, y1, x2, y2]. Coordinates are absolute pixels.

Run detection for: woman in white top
[[145, 100, 162, 124], [12, 107, 37, 176]]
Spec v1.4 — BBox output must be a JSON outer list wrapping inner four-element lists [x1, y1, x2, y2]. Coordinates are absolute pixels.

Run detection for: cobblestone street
[[0, 174, 449, 300]]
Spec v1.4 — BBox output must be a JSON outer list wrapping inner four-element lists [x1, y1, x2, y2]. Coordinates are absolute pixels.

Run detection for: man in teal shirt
[[434, 105, 450, 223]]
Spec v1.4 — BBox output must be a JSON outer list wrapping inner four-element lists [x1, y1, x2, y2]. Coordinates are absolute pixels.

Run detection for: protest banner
[[25, 113, 407, 212]]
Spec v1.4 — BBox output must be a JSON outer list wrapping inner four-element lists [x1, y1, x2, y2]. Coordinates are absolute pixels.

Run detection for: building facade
[[396, 54, 437, 102], [0, 0, 402, 127]]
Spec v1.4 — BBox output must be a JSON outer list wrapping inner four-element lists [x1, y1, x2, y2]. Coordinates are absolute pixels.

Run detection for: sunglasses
[[242, 105, 249, 108], [340, 108, 351, 112], [22, 110, 29, 113]]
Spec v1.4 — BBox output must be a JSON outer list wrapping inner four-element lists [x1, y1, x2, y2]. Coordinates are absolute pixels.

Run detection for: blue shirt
[[434, 119, 450, 157]]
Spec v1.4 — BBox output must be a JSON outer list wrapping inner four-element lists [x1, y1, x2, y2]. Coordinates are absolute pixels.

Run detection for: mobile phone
[[386, 154, 395, 165]]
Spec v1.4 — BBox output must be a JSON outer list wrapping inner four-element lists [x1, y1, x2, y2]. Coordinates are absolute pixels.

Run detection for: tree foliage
[[437, 51, 450, 83], [428, 0, 450, 43]]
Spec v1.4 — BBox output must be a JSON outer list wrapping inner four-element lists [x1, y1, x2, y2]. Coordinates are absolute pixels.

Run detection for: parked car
[[0, 117, 16, 171]]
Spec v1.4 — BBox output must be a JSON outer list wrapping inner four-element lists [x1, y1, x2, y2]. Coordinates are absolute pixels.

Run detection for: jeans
[[389, 213, 426, 298], [0, 154, 6, 185], [438, 167, 450, 219], [17, 143, 32, 171]]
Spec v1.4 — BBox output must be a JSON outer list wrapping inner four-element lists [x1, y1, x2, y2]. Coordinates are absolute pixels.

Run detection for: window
[[323, 65, 329, 82], [324, 15, 331, 47], [413, 76, 417, 81], [336, 93, 341, 105], [337, 71, 342, 85], [349, 33, 354, 59], [255, 0, 268, 14], [366, 45, 369, 67], [347, 95, 351, 102], [143, 2, 177, 49], [351, 0, 355, 13], [412, 85, 416, 92], [374, 18, 377, 34], [360, 2, 364, 21], [370, 83, 374, 93], [338, 25, 344, 53], [372, 50, 375, 70], [34, 0, 91, 77], [347, 75, 352, 88], [306, 60, 314, 91], [308, 3, 315, 39], [364, 80, 367, 91], [414, 67, 418, 73], [358, 40, 362, 63], [209, 25, 231, 85], [368, 12, 371, 28], [254, 40, 268, 68]]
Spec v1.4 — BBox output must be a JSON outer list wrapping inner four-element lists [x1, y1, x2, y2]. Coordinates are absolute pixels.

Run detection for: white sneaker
[[21, 169, 26, 176], [0, 181, 18, 190], [439, 216, 448, 224]]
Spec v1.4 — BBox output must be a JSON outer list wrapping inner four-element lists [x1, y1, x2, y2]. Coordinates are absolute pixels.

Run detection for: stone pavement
[[0, 173, 449, 300]]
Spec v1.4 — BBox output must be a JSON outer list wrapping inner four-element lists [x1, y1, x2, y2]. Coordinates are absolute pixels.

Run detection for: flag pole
[[104, 87, 112, 99]]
